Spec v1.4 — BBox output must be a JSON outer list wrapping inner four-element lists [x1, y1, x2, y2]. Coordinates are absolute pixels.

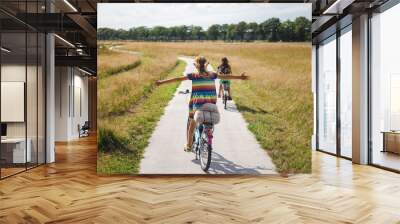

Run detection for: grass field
[[98, 47, 141, 78], [98, 42, 185, 173], [97, 41, 312, 174], [98, 60, 184, 174], [98, 45, 178, 118]]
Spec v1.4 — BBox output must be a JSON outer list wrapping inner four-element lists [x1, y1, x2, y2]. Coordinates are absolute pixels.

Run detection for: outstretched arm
[[219, 72, 248, 80], [156, 76, 187, 86]]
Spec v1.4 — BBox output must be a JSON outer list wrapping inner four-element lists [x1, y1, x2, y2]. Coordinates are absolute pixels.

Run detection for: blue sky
[[98, 3, 311, 30]]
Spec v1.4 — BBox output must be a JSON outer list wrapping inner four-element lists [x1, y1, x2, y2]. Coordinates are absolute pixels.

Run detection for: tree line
[[98, 17, 311, 42]]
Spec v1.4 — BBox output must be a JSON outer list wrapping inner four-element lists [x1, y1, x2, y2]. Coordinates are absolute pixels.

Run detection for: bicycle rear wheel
[[223, 93, 227, 109], [199, 140, 212, 172]]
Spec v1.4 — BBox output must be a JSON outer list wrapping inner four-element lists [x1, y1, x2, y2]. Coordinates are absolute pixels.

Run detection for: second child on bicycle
[[217, 57, 233, 100], [156, 56, 248, 152]]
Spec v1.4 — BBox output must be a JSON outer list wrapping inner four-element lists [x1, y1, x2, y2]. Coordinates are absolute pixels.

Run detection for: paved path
[[109, 45, 142, 55], [139, 57, 276, 174]]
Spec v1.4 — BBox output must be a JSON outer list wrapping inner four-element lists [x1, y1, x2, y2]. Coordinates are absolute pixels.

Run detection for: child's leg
[[227, 85, 232, 100], [187, 118, 196, 148], [218, 84, 223, 98]]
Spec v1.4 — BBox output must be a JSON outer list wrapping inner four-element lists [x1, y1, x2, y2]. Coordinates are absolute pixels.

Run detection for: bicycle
[[221, 81, 230, 110], [187, 104, 218, 172], [187, 119, 214, 172]]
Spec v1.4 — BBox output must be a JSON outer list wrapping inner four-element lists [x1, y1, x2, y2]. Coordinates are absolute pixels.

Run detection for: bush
[[98, 128, 131, 153]]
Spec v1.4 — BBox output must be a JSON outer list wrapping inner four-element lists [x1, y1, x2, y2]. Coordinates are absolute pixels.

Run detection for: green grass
[[233, 82, 312, 174], [97, 151, 139, 174], [97, 60, 185, 174], [210, 50, 313, 174]]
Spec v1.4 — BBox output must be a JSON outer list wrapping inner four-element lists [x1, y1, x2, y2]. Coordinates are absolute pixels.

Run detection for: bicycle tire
[[224, 94, 227, 109], [199, 141, 212, 172]]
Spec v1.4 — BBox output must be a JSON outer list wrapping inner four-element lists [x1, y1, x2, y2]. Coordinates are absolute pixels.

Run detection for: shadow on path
[[191, 151, 273, 174], [223, 101, 239, 113]]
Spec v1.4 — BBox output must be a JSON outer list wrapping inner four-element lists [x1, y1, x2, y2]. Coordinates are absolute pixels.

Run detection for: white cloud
[[98, 3, 311, 30]]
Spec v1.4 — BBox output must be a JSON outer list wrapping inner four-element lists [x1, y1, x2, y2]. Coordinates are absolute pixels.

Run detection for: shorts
[[220, 79, 231, 85], [220, 80, 231, 90]]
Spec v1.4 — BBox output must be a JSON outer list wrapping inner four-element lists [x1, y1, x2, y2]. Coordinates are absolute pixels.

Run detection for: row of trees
[[98, 17, 311, 42]]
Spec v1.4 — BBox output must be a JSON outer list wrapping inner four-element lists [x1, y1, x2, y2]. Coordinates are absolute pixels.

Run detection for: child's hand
[[156, 80, 162, 86], [240, 72, 248, 80]]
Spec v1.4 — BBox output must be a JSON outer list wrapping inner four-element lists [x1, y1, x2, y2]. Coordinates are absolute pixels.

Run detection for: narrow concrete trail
[[109, 45, 142, 55], [139, 57, 276, 174]]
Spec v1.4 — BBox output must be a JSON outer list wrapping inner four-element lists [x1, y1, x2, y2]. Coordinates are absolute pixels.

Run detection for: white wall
[[55, 66, 70, 141], [1, 64, 25, 81], [55, 67, 89, 141], [1, 65, 31, 138], [1, 65, 26, 135], [1, 63, 46, 164], [72, 73, 89, 138]]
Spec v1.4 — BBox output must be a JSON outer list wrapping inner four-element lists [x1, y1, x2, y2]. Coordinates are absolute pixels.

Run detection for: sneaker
[[184, 145, 192, 152]]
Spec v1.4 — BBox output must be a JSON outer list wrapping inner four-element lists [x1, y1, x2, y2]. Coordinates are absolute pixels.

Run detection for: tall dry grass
[[97, 42, 185, 173], [97, 44, 179, 118], [97, 61, 185, 174], [98, 47, 140, 76]]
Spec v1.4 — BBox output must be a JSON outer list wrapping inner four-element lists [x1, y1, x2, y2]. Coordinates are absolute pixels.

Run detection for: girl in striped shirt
[[156, 56, 248, 152]]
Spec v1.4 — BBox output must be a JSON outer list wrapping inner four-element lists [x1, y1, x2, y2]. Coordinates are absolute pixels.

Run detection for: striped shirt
[[187, 72, 218, 118]]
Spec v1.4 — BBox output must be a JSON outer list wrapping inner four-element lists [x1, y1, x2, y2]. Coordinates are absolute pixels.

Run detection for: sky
[[98, 3, 311, 30]]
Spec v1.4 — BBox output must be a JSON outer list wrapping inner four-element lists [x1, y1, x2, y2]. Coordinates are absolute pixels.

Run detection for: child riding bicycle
[[156, 56, 248, 152], [218, 57, 232, 100]]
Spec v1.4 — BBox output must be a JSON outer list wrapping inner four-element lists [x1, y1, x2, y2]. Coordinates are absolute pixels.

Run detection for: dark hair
[[221, 57, 229, 66], [195, 56, 208, 74], [219, 57, 231, 73]]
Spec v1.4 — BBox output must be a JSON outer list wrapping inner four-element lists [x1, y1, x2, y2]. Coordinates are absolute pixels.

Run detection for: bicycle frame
[[204, 125, 214, 145], [194, 123, 214, 147]]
